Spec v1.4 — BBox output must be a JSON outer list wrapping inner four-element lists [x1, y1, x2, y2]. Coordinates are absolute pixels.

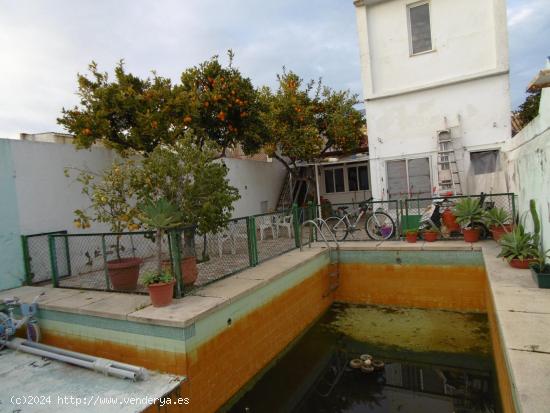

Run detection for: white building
[[353, 0, 511, 200]]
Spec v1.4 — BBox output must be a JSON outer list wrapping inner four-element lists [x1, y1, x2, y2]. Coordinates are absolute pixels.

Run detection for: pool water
[[226, 303, 500, 413]]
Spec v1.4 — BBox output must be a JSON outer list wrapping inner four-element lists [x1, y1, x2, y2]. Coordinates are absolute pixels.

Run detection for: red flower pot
[[423, 231, 438, 242], [442, 209, 460, 232], [490, 224, 514, 242], [463, 227, 480, 243], [509, 258, 537, 269], [405, 233, 418, 243], [107, 257, 142, 290], [162, 256, 198, 286], [148, 280, 176, 307]]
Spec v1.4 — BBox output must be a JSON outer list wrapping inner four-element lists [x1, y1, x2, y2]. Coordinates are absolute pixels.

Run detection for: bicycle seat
[[3, 297, 19, 305]]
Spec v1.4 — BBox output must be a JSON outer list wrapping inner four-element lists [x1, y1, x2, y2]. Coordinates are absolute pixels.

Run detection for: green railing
[[21, 230, 69, 285]]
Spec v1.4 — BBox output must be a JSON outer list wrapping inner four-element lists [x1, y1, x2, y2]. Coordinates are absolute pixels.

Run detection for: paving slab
[[377, 240, 424, 250], [491, 285, 550, 314], [42, 290, 116, 313], [79, 294, 151, 320], [498, 310, 550, 353], [507, 349, 550, 413], [193, 277, 266, 303], [128, 295, 227, 328], [420, 240, 475, 251]]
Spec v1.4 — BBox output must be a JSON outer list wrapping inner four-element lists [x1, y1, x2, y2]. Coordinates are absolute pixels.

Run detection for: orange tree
[[58, 61, 187, 154], [178, 51, 267, 156], [260, 70, 365, 175]]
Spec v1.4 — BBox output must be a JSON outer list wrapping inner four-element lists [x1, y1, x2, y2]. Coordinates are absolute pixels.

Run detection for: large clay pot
[[463, 227, 480, 243], [148, 280, 176, 307], [509, 258, 537, 269], [490, 224, 514, 242], [442, 209, 460, 232], [107, 257, 142, 290], [162, 256, 198, 286]]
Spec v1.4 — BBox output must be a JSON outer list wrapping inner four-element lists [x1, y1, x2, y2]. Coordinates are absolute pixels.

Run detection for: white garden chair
[[257, 215, 277, 241], [217, 221, 247, 257], [274, 214, 293, 238]]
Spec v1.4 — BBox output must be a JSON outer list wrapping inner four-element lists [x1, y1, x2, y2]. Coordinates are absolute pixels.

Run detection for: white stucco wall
[[354, 0, 511, 199], [223, 157, 287, 217], [503, 85, 550, 250]]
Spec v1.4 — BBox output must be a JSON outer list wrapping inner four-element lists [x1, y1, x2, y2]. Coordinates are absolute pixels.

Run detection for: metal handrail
[[300, 218, 339, 251]]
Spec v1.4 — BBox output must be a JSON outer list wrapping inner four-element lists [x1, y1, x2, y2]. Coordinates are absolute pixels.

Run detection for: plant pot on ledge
[[509, 258, 537, 269], [490, 224, 513, 242], [147, 279, 176, 307], [107, 257, 143, 290], [405, 232, 418, 243], [530, 264, 550, 288], [422, 231, 438, 242], [463, 227, 480, 243]]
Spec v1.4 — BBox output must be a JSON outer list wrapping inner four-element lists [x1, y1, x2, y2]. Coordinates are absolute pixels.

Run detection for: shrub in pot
[[452, 198, 483, 243], [143, 272, 176, 307], [422, 226, 439, 242], [138, 198, 184, 305], [527, 200, 550, 287], [405, 230, 418, 243], [497, 225, 538, 269], [66, 161, 142, 290], [483, 207, 512, 241]]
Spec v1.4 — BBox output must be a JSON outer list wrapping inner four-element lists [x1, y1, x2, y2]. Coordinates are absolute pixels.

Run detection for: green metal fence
[[21, 230, 69, 285]]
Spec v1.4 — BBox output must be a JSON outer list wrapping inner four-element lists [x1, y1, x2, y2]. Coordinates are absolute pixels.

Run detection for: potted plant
[[527, 200, 550, 287], [405, 229, 418, 243], [421, 226, 439, 242], [67, 162, 143, 290], [483, 207, 512, 241], [138, 198, 184, 306], [497, 225, 538, 269], [142, 272, 176, 307], [452, 198, 483, 242]]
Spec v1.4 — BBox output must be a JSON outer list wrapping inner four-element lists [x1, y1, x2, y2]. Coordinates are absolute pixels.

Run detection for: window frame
[[407, 1, 434, 56], [347, 165, 370, 192], [324, 167, 346, 194]]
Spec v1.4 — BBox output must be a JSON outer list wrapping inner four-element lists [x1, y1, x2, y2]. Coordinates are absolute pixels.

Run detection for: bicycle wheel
[[365, 212, 396, 241], [324, 217, 349, 241], [26, 322, 41, 342]]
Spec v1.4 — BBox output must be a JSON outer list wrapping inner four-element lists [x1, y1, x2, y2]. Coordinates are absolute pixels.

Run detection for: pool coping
[[1, 240, 546, 413]]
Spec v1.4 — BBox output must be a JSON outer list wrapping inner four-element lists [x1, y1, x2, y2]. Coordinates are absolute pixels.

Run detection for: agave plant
[[138, 198, 184, 275], [497, 225, 538, 262], [452, 198, 483, 228], [483, 207, 511, 229]]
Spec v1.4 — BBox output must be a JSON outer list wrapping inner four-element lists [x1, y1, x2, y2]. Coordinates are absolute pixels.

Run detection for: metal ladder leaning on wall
[[436, 129, 463, 195], [300, 218, 340, 297]]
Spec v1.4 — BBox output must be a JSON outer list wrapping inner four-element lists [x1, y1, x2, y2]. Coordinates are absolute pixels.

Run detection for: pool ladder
[[299, 218, 340, 297]]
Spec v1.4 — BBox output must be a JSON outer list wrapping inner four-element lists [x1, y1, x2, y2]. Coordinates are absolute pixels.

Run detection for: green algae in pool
[[226, 303, 500, 413]]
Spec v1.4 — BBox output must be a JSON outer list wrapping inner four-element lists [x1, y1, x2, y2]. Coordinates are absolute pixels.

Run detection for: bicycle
[[324, 199, 396, 241], [0, 291, 44, 350]]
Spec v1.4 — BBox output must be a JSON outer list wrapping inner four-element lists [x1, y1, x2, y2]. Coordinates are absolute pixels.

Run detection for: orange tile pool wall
[[35, 249, 516, 413]]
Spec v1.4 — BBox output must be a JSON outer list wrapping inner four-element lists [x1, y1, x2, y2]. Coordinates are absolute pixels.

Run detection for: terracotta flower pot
[[423, 231, 438, 242], [490, 224, 514, 242], [442, 209, 460, 232], [463, 227, 480, 243], [107, 257, 142, 290], [509, 258, 537, 269], [162, 256, 198, 286], [405, 233, 418, 243], [147, 280, 176, 307]]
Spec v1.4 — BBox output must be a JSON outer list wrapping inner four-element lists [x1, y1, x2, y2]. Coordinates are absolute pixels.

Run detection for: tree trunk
[[182, 228, 196, 258], [156, 229, 163, 275]]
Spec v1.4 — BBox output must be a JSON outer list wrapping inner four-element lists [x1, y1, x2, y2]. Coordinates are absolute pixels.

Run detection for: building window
[[408, 2, 432, 55], [348, 165, 369, 191], [470, 150, 499, 175], [324, 168, 345, 193]]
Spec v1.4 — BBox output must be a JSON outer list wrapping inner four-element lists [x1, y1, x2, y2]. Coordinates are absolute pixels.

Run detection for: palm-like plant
[[497, 225, 538, 262], [138, 198, 184, 275], [483, 207, 511, 229], [452, 198, 483, 228]]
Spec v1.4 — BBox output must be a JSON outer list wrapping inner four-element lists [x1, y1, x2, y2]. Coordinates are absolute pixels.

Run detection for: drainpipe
[[6, 338, 148, 381], [314, 163, 322, 219]]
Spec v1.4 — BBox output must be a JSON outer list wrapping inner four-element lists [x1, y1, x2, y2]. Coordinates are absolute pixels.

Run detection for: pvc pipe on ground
[[6, 339, 148, 381]]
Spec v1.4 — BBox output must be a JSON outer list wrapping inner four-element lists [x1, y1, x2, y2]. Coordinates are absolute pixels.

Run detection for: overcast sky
[[0, 0, 548, 139]]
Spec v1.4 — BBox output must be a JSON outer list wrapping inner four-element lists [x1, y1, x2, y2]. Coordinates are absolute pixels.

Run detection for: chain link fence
[[402, 192, 516, 235], [21, 230, 69, 285]]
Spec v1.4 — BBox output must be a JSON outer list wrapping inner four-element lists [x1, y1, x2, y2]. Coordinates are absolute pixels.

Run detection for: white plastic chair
[[257, 215, 277, 241], [275, 214, 293, 238], [217, 222, 247, 257]]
